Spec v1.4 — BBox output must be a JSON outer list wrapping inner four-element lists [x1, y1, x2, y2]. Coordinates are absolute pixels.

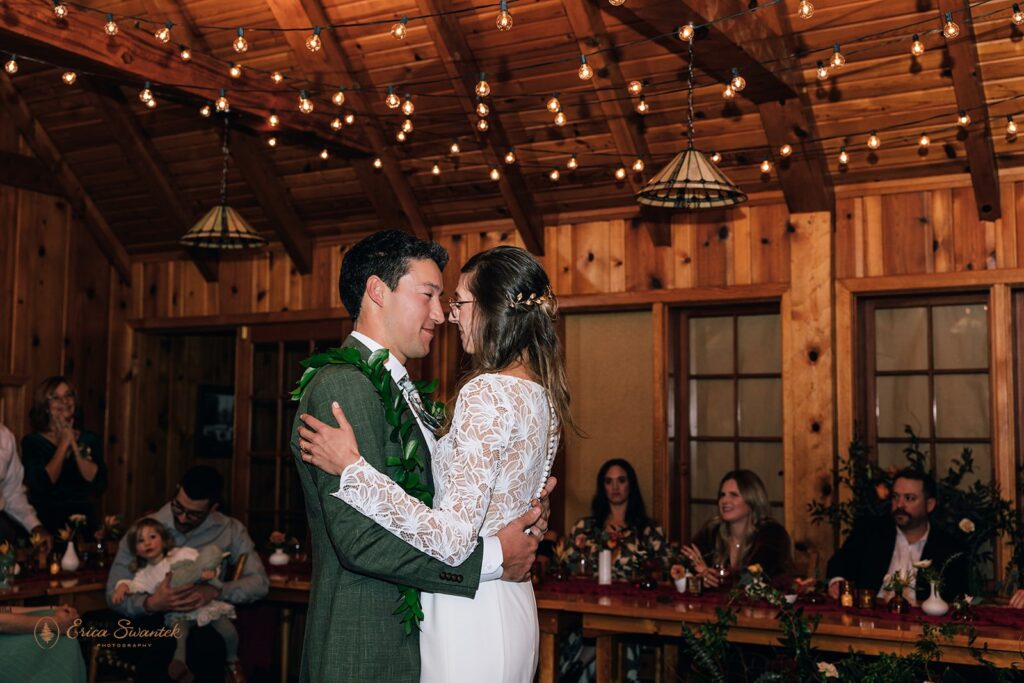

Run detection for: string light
[[490, 167, 500, 181], [343, 113, 355, 125], [614, 166, 627, 181], [476, 100, 490, 117], [830, 44, 845, 68], [145, 98, 157, 109], [567, 153, 578, 170], [431, 162, 441, 175], [155, 21, 173, 44], [838, 146, 849, 166], [918, 133, 930, 148], [330, 117, 343, 131], [267, 136, 277, 147], [4, 56, 16, 75], [139, 82, 154, 103], [200, 104, 212, 117], [760, 158, 772, 173], [710, 151, 722, 163], [229, 63, 243, 78], [496, 1, 513, 31], [450, 140, 461, 155], [104, 13, 118, 36], [678, 23, 695, 42], [722, 84, 735, 100], [475, 73, 491, 97], [609, 0, 626, 5], [730, 68, 746, 92], [267, 71, 281, 85], [779, 143, 793, 157], [1008, 116, 1018, 136], [52, 1, 68, 20], [477, 118, 490, 131], [957, 110, 971, 127], [546, 95, 561, 113], [911, 34, 925, 57], [401, 118, 414, 133], [553, 109, 567, 126], [385, 86, 401, 109], [373, 157, 383, 169], [268, 113, 280, 127], [1014, 4, 1024, 25], [332, 90, 346, 107], [306, 27, 322, 52], [797, 1, 814, 19], [233, 27, 248, 53], [402, 95, 415, 116], [549, 168, 561, 181], [504, 148, 516, 164], [396, 130, 407, 142], [943, 12, 960, 39], [628, 80, 643, 96], [320, 149, 329, 160], [215, 89, 230, 112], [391, 17, 409, 40], [298, 90, 314, 114], [632, 157, 644, 172], [578, 55, 593, 81], [867, 131, 881, 149], [61, 71, 77, 85], [635, 96, 649, 114], [816, 60, 829, 81], [179, 46, 192, 62]]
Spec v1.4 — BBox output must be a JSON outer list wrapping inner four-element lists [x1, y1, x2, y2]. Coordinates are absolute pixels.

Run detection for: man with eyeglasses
[[104, 465, 268, 681]]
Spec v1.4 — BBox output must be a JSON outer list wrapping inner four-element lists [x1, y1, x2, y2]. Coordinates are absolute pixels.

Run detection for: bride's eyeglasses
[[447, 298, 474, 314]]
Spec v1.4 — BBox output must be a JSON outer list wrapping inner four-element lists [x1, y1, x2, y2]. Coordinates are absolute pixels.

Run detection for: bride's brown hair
[[445, 246, 576, 436]]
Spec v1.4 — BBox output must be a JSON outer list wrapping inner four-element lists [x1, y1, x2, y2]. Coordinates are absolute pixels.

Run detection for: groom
[[291, 230, 551, 682]]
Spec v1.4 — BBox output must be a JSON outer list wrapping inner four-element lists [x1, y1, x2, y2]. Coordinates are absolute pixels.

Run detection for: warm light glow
[[943, 12, 960, 39], [553, 110, 567, 126], [385, 87, 401, 109], [267, 136, 277, 147], [838, 147, 849, 165], [678, 23, 695, 42], [373, 157, 383, 169], [911, 34, 925, 57], [797, 1, 814, 19], [233, 28, 248, 54], [392, 17, 408, 40], [628, 80, 643, 96], [200, 104, 212, 118], [504, 149, 516, 164], [269, 113, 280, 127], [333, 90, 346, 107], [779, 144, 793, 157], [450, 140, 461, 155], [919, 133, 931, 148], [155, 22, 173, 44], [614, 166, 627, 181], [816, 60, 829, 81], [140, 83, 153, 103], [402, 96, 415, 116], [343, 113, 355, 125], [1008, 116, 1019, 136], [957, 110, 971, 127], [490, 167, 500, 181], [401, 118, 414, 134], [53, 1, 68, 20], [867, 132, 880, 149], [145, 98, 157, 109], [431, 162, 441, 175], [306, 28, 322, 53], [722, 84, 735, 100], [760, 159, 772, 173], [215, 91, 230, 112], [578, 56, 593, 81], [477, 118, 490, 131], [271, 71, 283, 84], [330, 117, 343, 131], [475, 73, 491, 97], [180, 47, 192, 62], [476, 101, 490, 117], [830, 44, 845, 68], [567, 154, 578, 170], [730, 69, 746, 92], [549, 168, 561, 181], [229, 64, 243, 79], [546, 96, 561, 113], [710, 151, 722, 163], [632, 158, 644, 172], [1014, 4, 1024, 25], [635, 96, 649, 114], [320, 149, 329, 160], [298, 91, 314, 114], [61, 71, 77, 86], [496, 1, 513, 31], [4, 57, 17, 75], [609, 0, 626, 5], [396, 130, 407, 142], [104, 14, 119, 36]]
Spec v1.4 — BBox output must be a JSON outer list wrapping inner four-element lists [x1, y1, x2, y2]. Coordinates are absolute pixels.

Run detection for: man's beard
[[892, 510, 918, 530]]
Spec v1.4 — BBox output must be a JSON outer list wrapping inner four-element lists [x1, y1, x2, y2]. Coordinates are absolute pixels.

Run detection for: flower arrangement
[[882, 568, 915, 595], [269, 530, 287, 550], [94, 514, 123, 543]]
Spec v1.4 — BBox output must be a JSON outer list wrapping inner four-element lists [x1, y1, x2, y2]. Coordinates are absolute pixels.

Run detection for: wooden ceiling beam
[[416, 0, 544, 254], [83, 79, 218, 282], [262, 0, 430, 240], [0, 150, 61, 196], [937, 0, 1000, 221], [0, 73, 132, 284], [0, 1, 368, 157]]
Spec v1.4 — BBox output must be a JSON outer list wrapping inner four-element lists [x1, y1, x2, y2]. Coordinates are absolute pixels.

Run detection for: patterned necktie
[[398, 376, 441, 433]]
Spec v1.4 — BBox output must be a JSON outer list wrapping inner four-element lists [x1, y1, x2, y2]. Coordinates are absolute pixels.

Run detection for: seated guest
[[0, 604, 85, 682], [683, 469, 793, 586], [826, 468, 969, 603], [105, 466, 268, 682], [21, 376, 107, 534], [0, 422, 53, 553]]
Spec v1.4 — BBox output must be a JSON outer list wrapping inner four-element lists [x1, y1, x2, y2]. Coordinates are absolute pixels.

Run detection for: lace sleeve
[[331, 377, 512, 566]]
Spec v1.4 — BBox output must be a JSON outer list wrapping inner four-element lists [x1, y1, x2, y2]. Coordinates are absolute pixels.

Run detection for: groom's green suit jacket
[[290, 336, 484, 682]]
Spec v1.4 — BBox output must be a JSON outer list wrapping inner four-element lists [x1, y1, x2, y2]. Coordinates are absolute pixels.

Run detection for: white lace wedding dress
[[333, 373, 558, 683]]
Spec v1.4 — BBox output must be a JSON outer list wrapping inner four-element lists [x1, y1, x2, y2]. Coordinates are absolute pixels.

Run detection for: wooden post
[[990, 284, 1016, 582]]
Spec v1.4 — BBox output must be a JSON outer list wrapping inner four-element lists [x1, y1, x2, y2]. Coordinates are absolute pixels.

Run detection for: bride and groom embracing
[[290, 231, 575, 682]]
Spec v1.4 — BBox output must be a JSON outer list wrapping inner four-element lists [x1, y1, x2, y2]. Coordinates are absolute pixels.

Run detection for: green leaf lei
[[291, 345, 444, 635]]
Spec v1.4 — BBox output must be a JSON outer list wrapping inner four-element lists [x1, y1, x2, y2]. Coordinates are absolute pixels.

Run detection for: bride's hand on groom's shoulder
[[298, 401, 362, 475]]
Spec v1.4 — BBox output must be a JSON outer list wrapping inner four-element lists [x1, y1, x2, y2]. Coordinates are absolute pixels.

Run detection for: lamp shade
[[637, 148, 747, 210], [179, 205, 266, 249]]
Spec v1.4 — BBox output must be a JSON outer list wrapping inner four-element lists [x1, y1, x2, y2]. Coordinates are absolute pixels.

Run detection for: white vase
[[268, 548, 290, 566], [60, 542, 80, 573], [921, 581, 949, 616]]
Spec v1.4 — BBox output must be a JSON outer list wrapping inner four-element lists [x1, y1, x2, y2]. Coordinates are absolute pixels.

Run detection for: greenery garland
[[292, 346, 444, 635]]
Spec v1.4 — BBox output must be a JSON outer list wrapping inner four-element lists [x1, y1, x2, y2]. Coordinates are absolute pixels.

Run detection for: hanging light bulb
[[918, 132, 931, 148], [504, 149, 516, 164], [104, 13, 119, 36], [476, 100, 490, 117], [609, 0, 626, 5], [199, 104, 212, 118], [139, 82, 154, 103], [344, 112, 355, 125], [779, 143, 793, 157], [268, 112, 280, 127], [1008, 116, 1019, 136], [632, 157, 645, 172], [830, 44, 845, 68], [797, 1, 814, 19], [402, 95, 415, 116], [215, 89, 230, 112], [578, 55, 593, 80], [838, 146, 849, 165], [306, 27, 322, 52], [816, 60, 829, 81], [450, 140, 461, 155], [490, 167, 500, 181], [267, 136, 277, 147], [431, 161, 441, 176], [549, 168, 561, 181], [943, 12, 960, 39], [401, 118, 414, 134], [730, 68, 746, 92], [911, 34, 925, 57], [396, 130, 407, 142], [155, 21, 173, 44], [628, 80, 643, 96], [298, 90, 314, 114], [957, 110, 971, 127], [330, 117, 343, 131], [678, 23, 695, 42], [496, 0, 513, 31], [391, 17, 409, 40], [1014, 4, 1024, 25], [229, 63, 243, 79], [614, 166, 627, 181], [635, 96, 649, 114], [52, 1, 68, 20], [567, 153, 579, 170], [475, 73, 491, 97], [320, 149, 329, 160], [180, 46, 192, 62], [145, 98, 157, 109], [61, 71, 77, 86], [385, 86, 401, 109], [4, 56, 17, 75], [546, 95, 561, 113], [867, 131, 881, 149], [477, 118, 490, 132], [760, 158, 772, 173], [233, 27, 248, 53], [710, 150, 722, 163], [373, 157, 383, 169], [332, 90, 346, 107], [722, 84, 735, 100], [554, 109, 567, 126]]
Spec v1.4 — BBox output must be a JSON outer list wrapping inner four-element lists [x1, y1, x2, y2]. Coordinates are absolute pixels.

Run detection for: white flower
[[959, 518, 976, 533], [964, 594, 974, 604], [912, 559, 932, 569], [817, 661, 839, 678]]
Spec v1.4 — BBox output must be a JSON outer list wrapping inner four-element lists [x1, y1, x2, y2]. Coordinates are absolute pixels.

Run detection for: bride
[[297, 245, 574, 682]]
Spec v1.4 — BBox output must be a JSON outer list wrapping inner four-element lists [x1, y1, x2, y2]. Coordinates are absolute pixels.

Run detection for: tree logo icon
[[34, 616, 60, 650]]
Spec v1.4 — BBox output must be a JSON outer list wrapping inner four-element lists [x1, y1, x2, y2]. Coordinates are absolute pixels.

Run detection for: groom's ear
[[365, 275, 388, 309]]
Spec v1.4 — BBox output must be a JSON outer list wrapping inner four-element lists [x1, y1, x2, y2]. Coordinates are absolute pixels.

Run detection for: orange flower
[[574, 534, 588, 550], [269, 530, 286, 546], [670, 564, 686, 581], [875, 483, 890, 500]]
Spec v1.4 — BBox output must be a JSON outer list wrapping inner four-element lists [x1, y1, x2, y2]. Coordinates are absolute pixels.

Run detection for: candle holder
[[857, 588, 875, 610]]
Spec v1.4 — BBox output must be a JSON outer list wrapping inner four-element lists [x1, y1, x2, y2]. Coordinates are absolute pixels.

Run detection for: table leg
[[538, 631, 556, 683], [280, 607, 291, 683], [595, 635, 617, 683]]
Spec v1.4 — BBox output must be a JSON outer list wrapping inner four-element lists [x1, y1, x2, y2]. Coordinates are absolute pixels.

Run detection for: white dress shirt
[[349, 331, 503, 580], [878, 524, 929, 600], [0, 424, 43, 533]]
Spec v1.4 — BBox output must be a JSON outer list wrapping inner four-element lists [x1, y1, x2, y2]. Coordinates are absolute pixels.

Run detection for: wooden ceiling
[[2, 0, 1024, 274]]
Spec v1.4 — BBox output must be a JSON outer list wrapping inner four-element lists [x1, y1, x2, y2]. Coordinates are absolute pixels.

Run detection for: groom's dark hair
[[339, 230, 448, 319]]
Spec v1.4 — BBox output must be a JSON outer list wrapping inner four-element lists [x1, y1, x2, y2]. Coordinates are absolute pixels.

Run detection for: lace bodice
[[332, 373, 558, 566]]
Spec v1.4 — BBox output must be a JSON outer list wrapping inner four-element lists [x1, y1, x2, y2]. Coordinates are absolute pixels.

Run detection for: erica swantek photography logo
[[34, 616, 181, 650]]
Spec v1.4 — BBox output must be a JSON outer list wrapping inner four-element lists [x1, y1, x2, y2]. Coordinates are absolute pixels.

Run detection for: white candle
[[598, 549, 612, 585]]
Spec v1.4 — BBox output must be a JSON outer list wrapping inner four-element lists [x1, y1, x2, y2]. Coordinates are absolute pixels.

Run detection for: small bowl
[[783, 593, 798, 604]]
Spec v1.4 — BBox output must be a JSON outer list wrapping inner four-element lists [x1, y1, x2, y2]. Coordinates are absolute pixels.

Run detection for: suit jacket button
[[456, 576, 463, 583], [439, 572, 446, 580]]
